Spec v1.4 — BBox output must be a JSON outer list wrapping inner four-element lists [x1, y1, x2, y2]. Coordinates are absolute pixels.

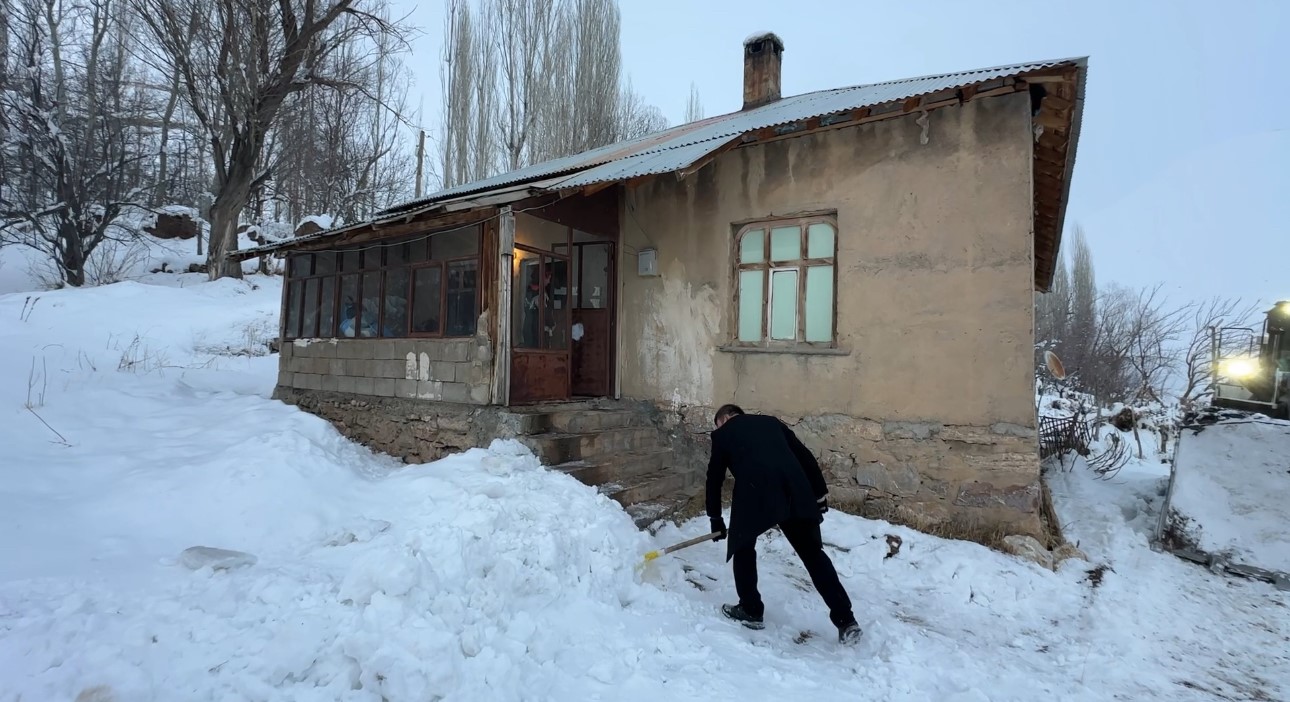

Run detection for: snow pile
[[298, 213, 336, 232], [1, 277, 1288, 701], [1164, 417, 1290, 574]]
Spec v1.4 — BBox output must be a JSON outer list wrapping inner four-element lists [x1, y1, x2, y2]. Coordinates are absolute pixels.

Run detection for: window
[[732, 216, 837, 347], [282, 223, 482, 341]]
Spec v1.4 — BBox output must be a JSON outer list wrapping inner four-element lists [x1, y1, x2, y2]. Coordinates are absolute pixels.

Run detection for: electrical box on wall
[[637, 248, 659, 277]]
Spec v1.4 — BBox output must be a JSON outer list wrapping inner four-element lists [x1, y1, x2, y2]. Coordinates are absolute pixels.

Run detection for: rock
[[1110, 407, 1135, 432], [179, 546, 257, 571], [75, 685, 118, 702], [819, 450, 856, 477], [797, 414, 884, 443], [882, 421, 942, 440], [295, 219, 325, 238], [1002, 535, 1055, 570], [854, 460, 921, 496], [146, 212, 199, 240], [1053, 542, 1089, 564], [954, 481, 1041, 512]]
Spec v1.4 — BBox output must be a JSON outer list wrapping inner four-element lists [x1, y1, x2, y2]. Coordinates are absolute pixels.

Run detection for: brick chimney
[[742, 32, 784, 111]]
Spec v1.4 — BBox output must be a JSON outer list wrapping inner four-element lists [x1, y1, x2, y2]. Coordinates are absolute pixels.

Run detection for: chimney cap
[[743, 31, 784, 53]]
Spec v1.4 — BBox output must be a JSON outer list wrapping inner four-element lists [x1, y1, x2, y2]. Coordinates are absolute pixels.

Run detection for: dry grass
[[1037, 478, 1066, 550], [852, 498, 1014, 551]]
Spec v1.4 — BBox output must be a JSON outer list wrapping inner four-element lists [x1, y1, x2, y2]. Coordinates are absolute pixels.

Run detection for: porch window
[[733, 216, 837, 347], [282, 223, 481, 340]]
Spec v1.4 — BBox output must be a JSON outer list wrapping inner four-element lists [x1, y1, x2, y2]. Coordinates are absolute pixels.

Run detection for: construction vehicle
[[1210, 300, 1290, 420]]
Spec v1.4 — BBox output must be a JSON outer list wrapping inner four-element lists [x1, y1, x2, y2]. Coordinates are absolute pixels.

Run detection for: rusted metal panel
[[510, 351, 570, 404], [572, 309, 611, 397]]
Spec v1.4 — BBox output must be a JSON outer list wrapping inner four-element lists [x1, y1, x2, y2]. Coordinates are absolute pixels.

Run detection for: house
[[237, 33, 1087, 542]]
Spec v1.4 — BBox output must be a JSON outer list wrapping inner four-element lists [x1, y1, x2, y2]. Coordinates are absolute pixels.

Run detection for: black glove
[[710, 517, 727, 541], [818, 496, 829, 514]]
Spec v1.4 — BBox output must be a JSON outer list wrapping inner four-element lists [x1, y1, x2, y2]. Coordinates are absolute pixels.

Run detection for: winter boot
[[721, 603, 765, 630], [838, 621, 862, 645]]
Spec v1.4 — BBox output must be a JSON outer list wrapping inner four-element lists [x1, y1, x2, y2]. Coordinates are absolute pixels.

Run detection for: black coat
[[705, 414, 828, 561]]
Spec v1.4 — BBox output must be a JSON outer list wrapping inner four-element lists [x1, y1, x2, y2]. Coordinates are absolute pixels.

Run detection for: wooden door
[[570, 242, 615, 397], [510, 247, 572, 404]]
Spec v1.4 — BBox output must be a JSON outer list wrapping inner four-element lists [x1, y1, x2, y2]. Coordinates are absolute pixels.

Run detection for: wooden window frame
[[282, 224, 483, 341], [730, 214, 839, 350], [512, 244, 572, 354]]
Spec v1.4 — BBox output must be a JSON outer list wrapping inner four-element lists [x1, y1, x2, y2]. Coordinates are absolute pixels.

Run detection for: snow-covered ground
[[1, 275, 1288, 701]]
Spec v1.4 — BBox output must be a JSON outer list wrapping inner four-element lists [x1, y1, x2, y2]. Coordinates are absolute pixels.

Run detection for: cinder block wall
[[278, 336, 493, 404]]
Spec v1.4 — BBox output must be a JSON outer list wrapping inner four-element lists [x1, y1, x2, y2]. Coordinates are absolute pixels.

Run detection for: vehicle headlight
[[1221, 357, 1260, 378]]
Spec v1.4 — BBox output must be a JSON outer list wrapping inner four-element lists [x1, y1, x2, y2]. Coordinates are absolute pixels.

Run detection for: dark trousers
[[733, 518, 855, 628]]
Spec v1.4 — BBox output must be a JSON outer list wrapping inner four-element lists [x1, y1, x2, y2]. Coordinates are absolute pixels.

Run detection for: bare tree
[[684, 81, 703, 123], [617, 78, 669, 139], [1117, 285, 1192, 404], [1068, 225, 1097, 374], [268, 3, 417, 225], [134, 0, 406, 280], [439, 0, 668, 188], [487, 0, 559, 171], [0, 0, 150, 287], [440, 0, 496, 187], [566, 0, 621, 151], [1178, 296, 1262, 408]]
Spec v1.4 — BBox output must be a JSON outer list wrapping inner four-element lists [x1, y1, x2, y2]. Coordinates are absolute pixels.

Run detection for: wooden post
[[415, 130, 425, 199], [491, 206, 515, 406]]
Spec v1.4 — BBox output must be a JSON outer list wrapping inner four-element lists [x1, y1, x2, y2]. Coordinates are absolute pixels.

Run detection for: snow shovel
[[640, 531, 722, 566]]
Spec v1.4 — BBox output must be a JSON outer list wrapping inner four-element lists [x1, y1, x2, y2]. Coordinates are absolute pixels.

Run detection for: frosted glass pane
[[738, 270, 764, 341], [805, 266, 834, 342], [770, 270, 798, 340], [807, 223, 835, 258], [770, 226, 800, 262], [740, 229, 764, 263]]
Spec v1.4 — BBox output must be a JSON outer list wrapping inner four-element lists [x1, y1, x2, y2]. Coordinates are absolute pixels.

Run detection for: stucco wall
[[276, 318, 494, 405], [616, 92, 1046, 539]]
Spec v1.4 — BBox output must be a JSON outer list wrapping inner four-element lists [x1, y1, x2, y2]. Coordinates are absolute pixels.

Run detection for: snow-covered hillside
[[1, 275, 1287, 701]]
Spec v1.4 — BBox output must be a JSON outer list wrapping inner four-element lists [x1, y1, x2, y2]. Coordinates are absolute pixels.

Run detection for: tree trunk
[[206, 197, 244, 280], [155, 65, 182, 204], [60, 220, 86, 287]]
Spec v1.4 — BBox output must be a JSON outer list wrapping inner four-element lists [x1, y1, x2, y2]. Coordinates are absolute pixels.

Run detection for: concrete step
[[503, 406, 638, 435], [601, 468, 692, 507], [554, 449, 671, 487], [520, 426, 662, 465], [548, 409, 642, 434], [626, 502, 674, 529]]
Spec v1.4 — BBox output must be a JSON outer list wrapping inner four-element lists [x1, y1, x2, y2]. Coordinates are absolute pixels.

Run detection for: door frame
[[509, 244, 573, 404], [505, 220, 620, 406], [565, 239, 617, 398]]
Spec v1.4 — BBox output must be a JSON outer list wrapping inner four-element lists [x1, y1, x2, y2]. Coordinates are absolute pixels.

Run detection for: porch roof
[[236, 56, 1086, 291]]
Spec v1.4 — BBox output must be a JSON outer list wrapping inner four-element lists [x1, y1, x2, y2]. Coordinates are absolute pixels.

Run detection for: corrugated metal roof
[[381, 57, 1083, 212], [551, 135, 738, 189]]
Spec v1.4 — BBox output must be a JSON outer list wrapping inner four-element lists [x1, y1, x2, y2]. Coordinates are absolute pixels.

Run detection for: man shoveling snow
[[704, 404, 863, 645]]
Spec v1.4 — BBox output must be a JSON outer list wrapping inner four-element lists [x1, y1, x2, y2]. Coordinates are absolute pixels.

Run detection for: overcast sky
[[394, 0, 1288, 311]]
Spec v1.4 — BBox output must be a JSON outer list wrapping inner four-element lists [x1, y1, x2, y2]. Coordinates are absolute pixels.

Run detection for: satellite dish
[[1045, 350, 1067, 380]]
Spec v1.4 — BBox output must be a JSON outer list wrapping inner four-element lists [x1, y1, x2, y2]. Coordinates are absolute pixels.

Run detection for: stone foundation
[[269, 381, 1049, 545], [274, 387, 512, 463], [655, 403, 1049, 544]]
